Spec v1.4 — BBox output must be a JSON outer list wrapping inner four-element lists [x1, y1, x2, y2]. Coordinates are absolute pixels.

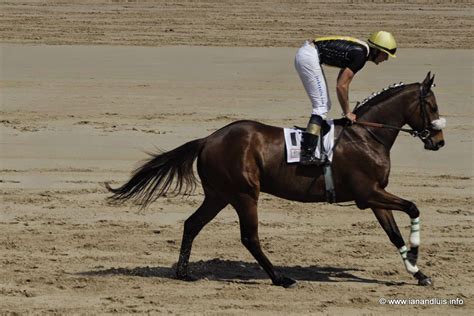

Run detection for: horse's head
[[406, 72, 446, 151]]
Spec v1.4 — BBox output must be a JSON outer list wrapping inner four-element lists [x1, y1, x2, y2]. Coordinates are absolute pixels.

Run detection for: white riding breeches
[[294, 41, 331, 119]]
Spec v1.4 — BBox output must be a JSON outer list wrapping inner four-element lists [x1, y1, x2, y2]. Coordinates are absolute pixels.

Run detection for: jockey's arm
[[336, 68, 356, 121]]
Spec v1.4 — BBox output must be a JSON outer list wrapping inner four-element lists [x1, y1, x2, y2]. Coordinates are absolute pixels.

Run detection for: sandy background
[[0, 0, 473, 48], [1, 0, 473, 314]]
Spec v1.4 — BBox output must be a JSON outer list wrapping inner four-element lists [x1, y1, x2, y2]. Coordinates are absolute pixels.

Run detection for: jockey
[[294, 31, 397, 165]]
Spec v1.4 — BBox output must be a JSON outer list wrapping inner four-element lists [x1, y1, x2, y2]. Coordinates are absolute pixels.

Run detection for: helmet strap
[[368, 47, 379, 61]]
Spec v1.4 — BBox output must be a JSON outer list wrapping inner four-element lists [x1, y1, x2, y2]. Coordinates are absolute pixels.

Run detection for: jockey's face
[[373, 50, 389, 64]]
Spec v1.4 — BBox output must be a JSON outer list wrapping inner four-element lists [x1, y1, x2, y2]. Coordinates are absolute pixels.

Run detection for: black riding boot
[[300, 132, 324, 166]]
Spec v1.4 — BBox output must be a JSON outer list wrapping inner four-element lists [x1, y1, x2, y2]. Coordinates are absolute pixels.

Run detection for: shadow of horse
[[79, 259, 405, 286]]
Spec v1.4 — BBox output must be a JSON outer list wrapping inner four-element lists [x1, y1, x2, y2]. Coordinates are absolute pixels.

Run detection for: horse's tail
[[105, 138, 205, 208]]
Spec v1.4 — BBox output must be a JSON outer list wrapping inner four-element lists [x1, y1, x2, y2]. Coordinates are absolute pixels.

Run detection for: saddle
[[284, 120, 335, 164], [284, 119, 341, 203]]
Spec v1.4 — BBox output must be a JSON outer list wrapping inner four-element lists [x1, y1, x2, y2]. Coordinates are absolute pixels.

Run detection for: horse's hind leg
[[232, 193, 296, 288], [176, 195, 228, 281]]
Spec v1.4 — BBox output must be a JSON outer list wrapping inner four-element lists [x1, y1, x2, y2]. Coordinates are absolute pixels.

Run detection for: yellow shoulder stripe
[[314, 36, 369, 56]]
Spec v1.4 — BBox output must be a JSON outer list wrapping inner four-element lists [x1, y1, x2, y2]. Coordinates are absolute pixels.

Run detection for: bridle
[[354, 84, 434, 141], [414, 84, 433, 140]]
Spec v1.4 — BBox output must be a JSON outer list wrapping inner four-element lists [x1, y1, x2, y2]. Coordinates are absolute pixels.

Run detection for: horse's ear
[[429, 73, 435, 88], [422, 71, 433, 93], [422, 71, 431, 86]]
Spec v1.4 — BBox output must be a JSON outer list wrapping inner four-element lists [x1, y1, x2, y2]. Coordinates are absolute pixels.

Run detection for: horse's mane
[[353, 82, 407, 116]]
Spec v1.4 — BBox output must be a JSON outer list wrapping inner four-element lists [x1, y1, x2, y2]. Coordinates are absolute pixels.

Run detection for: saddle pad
[[284, 120, 335, 163]]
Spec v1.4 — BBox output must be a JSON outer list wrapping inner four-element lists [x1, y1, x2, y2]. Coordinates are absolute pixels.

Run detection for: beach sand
[[1, 1, 473, 314]]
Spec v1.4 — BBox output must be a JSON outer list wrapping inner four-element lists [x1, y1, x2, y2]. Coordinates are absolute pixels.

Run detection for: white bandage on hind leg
[[409, 217, 420, 248], [399, 245, 419, 274]]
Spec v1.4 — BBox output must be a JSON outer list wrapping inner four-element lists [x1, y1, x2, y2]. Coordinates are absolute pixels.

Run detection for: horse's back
[[197, 120, 328, 202], [203, 120, 282, 146], [200, 120, 283, 164]]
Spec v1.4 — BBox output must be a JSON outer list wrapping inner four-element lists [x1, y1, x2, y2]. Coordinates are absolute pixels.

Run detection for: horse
[[106, 72, 445, 288]]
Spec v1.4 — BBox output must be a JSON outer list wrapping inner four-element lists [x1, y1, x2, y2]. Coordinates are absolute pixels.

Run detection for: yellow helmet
[[367, 31, 397, 57]]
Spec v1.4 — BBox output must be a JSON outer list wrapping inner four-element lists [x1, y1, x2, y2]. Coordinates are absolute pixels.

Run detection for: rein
[[353, 85, 432, 141], [354, 121, 430, 139]]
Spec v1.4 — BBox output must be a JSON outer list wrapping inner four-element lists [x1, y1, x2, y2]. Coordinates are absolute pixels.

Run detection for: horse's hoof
[[176, 273, 198, 282], [418, 277, 433, 286], [275, 277, 297, 288]]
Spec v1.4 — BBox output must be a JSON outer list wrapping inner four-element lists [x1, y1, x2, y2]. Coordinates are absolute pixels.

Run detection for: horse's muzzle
[[424, 138, 445, 151], [423, 127, 445, 151]]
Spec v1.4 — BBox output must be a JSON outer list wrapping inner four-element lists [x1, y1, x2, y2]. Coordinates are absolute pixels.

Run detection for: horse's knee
[[407, 202, 420, 218]]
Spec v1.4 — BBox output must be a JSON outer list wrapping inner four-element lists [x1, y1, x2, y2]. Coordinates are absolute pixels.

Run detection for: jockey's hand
[[343, 112, 357, 124]]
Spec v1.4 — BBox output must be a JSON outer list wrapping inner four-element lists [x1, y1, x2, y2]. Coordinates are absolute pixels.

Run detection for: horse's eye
[[427, 102, 437, 113]]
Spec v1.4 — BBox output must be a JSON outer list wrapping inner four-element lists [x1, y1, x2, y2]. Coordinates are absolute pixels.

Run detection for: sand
[[1, 0, 472, 48], [1, 1, 473, 315]]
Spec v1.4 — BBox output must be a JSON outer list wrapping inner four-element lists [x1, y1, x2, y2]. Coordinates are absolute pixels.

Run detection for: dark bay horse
[[107, 73, 445, 288]]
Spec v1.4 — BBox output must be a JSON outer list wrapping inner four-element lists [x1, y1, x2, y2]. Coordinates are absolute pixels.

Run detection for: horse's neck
[[359, 86, 416, 149]]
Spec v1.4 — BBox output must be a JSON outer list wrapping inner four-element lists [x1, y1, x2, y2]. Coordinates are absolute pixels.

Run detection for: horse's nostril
[[439, 140, 445, 147]]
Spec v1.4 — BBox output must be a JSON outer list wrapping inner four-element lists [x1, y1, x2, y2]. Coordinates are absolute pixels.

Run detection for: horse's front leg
[[371, 208, 431, 285], [362, 189, 432, 286]]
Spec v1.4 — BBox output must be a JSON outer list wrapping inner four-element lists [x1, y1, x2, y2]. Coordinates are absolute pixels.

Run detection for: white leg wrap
[[399, 246, 419, 274], [409, 217, 420, 247]]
